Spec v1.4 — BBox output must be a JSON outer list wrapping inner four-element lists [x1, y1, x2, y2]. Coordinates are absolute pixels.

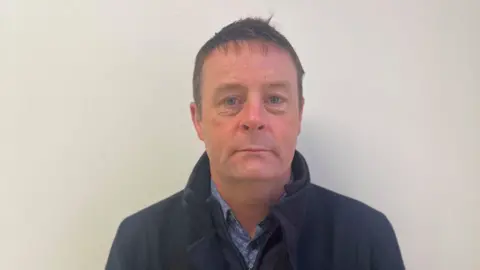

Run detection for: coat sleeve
[[370, 213, 405, 270], [105, 217, 149, 270]]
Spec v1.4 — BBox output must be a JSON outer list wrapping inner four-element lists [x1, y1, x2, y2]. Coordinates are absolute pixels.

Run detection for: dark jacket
[[106, 151, 405, 270]]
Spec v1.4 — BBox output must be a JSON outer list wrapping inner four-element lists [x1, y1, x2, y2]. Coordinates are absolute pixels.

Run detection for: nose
[[240, 99, 266, 131]]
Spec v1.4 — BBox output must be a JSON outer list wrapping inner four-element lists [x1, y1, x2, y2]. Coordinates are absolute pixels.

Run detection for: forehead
[[201, 41, 298, 89]]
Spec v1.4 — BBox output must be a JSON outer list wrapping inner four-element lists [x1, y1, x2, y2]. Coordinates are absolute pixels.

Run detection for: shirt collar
[[210, 180, 231, 220]]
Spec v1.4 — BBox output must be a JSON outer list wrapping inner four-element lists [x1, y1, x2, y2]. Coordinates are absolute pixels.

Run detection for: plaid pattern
[[211, 179, 291, 268], [211, 181, 272, 268]]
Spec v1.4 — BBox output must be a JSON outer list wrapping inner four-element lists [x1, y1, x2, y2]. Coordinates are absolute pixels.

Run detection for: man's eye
[[268, 96, 283, 104], [224, 97, 241, 106]]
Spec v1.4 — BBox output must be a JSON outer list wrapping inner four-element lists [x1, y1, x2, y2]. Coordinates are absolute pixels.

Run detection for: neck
[[212, 172, 290, 238]]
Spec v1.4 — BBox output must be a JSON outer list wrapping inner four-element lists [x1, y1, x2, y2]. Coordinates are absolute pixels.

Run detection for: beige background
[[1, 0, 479, 269]]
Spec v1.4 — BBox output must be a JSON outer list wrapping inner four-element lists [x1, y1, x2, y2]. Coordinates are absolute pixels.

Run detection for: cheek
[[271, 118, 301, 151], [203, 116, 235, 149], [210, 115, 223, 128], [273, 115, 300, 136]]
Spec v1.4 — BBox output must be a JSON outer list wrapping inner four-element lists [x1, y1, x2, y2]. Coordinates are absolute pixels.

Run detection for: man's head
[[190, 17, 305, 184]]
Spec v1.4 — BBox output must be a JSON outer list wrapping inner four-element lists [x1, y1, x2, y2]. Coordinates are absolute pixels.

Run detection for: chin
[[226, 152, 282, 180], [235, 166, 277, 181]]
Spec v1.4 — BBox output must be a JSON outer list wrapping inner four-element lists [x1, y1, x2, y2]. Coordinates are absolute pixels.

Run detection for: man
[[106, 17, 405, 270]]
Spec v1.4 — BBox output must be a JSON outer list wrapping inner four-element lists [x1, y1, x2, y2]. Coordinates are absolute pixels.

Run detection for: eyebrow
[[261, 81, 291, 91], [214, 83, 247, 97], [213, 81, 292, 98], [214, 83, 248, 94]]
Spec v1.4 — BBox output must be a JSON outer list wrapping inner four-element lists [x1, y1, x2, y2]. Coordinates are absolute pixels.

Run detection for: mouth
[[236, 147, 270, 153]]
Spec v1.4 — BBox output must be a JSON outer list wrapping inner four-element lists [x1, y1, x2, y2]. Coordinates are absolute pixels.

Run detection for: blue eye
[[268, 96, 282, 104], [224, 97, 240, 106]]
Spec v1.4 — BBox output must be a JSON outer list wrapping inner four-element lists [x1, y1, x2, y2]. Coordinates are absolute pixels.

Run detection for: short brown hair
[[192, 17, 305, 112]]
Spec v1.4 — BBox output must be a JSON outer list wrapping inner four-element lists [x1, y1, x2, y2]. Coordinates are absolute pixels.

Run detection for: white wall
[[1, 1, 479, 269]]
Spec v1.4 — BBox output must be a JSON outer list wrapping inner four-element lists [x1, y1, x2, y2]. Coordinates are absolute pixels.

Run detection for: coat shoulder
[[305, 184, 405, 269], [120, 190, 185, 232], [105, 191, 186, 270], [307, 184, 389, 226]]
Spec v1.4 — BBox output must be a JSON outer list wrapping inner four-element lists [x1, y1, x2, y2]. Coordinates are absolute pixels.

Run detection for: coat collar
[[182, 150, 311, 269]]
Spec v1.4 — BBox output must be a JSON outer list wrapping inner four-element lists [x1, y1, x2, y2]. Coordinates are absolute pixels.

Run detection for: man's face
[[190, 41, 303, 182]]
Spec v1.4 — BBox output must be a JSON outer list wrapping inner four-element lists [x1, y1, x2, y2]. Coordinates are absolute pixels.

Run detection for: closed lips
[[238, 148, 269, 152]]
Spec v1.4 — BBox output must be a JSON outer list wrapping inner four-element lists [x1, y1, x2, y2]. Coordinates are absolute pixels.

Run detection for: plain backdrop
[[1, 1, 479, 269]]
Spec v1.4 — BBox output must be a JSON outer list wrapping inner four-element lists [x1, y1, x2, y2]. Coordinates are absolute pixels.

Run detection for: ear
[[190, 102, 205, 141], [298, 97, 304, 135]]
